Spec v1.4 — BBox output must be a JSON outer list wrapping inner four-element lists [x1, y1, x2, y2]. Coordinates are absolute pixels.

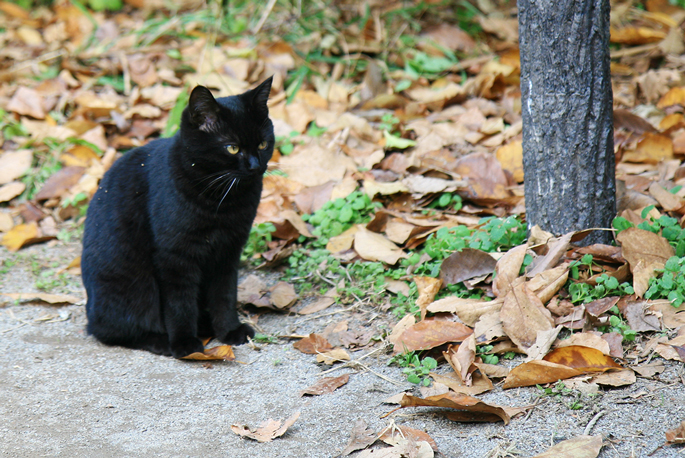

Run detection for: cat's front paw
[[219, 323, 255, 345], [170, 336, 205, 358]]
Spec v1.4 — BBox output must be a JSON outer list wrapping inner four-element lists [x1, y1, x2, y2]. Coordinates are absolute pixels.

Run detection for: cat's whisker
[[216, 177, 238, 212]]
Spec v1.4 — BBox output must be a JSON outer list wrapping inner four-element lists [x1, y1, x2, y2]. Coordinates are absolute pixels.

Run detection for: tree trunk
[[519, 0, 615, 245]]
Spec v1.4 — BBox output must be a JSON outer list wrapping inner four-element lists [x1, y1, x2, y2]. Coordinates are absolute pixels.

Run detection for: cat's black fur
[[81, 78, 274, 358]]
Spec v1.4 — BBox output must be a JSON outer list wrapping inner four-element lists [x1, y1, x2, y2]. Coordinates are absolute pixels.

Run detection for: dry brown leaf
[[236, 274, 270, 308], [6, 87, 46, 119], [426, 296, 503, 327], [649, 300, 685, 328], [556, 332, 611, 355], [591, 368, 636, 387], [269, 282, 298, 309], [530, 435, 603, 458], [493, 244, 528, 298], [526, 232, 573, 278], [543, 345, 622, 372], [380, 425, 438, 452], [298, 297, 336, 315], [34, 166, 86, 201], [316, 348, 351, 365], [341, 419, 377, 456], [623, 300, 661, 331], [181, 345, 235, 361], [611, 26, 666, 44], [293, 333, 333, 354], [617, 227, 674, 272], [0, 149, 33, 185], [454, 151, 512, 200], [500, 282, 554, 353], [474, 362, 510, 379], [414, 276, 442, 320], [300, 374, 349, 396], [354, 226, 407, 265], [649, 182, 684, 212], [665, 421, 685, 444], [326, 225, 358, 253], [2, 292, 81, 305], [1, 222, 53, 251], [393, 318, 473, 353], [503, 360, 583, 388], [438, 248, 497, 286], [278, 143, 356, 187], [530, 266, 570, 305], [623, 132, 673, 163], [431, 370, 494, 396], [396, 392, 510, 424], [0, 182, 26, 203], [495, 140, 523, 182], [657, 86, 685, 109], [231, 411, 300, 443]]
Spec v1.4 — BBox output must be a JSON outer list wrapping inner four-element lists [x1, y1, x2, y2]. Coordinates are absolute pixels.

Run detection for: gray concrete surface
[[1, 242, 685, 457]]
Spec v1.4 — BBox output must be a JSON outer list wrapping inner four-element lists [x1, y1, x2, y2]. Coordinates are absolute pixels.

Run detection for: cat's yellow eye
[[226, 145, 240, 155], [258, 141, 268, 150]]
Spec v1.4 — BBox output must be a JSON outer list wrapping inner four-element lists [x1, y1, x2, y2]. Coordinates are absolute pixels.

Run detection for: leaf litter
[[1, 0, 685, 456]]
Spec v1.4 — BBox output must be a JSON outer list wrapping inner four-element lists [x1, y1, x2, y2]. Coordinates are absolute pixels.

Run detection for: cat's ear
[[188, 86, 220, 132], [249, 76, 272, 117]]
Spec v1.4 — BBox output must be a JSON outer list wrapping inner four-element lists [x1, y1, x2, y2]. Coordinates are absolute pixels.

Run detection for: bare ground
[[1, 241, 685, 458]]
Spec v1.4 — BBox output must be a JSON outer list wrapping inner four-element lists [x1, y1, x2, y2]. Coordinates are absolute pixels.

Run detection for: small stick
[[252, 0, 277, 34], [583, 410, 606, 435]]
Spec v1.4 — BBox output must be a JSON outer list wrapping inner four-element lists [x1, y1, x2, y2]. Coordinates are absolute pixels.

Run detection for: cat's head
[[179, 77, 274, 178]]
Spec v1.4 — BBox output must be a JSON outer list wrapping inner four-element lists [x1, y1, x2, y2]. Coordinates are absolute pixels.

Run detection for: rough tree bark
[[519, 0, 615, 245]]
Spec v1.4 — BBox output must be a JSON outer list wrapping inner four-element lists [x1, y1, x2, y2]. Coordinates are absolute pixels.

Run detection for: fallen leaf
[[0, 149, 33, 185], [531, 435, 602, 458], [649, 300, 685, 328], [236, 274, 270, 307], [429, 371, 493, 396], [591, 368, 636, 387], [556, 332, 611, 355], [34, 166, 86, 201], [493, 244, 528, 298], [341, 419, 377, 456], [6, 87, 46, 119], [426, 296, 503, 327], [623, 300, 661, 332], [500, 282, 554, 353], [632, 362, 666, 377], [396, 392, 510, 424], [617, 227, 674, 272], [393, 318, 473, 353], [526, 232, 573, 278], [543, 345, 621, 372], [623, 132, 673, 163], [269, 282, 298, 309], [495, 140, 523, 182], [503, 360, 583, 389], [300, 373, 350, 397], [380, 425, 438, 451], [2, 292, 81, 305], [1, 222, 54, 251], [182, 345, 235, 361], [316, 348, 351, 365], [439, 248, 497, 286], [293, 333, 333, 354], [0, 181, 26, 203], [354, 226, 407, 264], [665, 421, 685, 444], [414, 276, 442, 320], [658, 86, 685, 109], [231, 411, 300, 443], [278, 143, 356, 187], [297, 296, 336, 315]]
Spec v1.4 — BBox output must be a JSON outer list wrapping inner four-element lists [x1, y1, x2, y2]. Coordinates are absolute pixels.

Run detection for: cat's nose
[[247, 154, 261, 171]]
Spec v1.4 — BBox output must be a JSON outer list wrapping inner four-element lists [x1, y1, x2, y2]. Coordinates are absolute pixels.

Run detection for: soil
[[1, 241, 684, 458]]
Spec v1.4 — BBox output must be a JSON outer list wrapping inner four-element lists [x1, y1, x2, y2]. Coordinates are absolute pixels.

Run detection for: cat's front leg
[[205, 263, 254, 345], [158, 266, 205, 358]]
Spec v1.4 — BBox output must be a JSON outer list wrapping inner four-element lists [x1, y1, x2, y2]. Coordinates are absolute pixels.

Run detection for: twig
[[583, 410, 606, 435], [1, 322, 28, 334], [252, 0, 278, 34], [0, 50, 64, 82]]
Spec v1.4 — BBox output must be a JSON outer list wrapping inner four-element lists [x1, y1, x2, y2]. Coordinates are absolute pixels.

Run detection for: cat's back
[[83, 138, 172, 255]]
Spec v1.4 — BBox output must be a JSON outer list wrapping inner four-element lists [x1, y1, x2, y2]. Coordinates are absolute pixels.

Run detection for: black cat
[[81, 78, 274, 358]]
